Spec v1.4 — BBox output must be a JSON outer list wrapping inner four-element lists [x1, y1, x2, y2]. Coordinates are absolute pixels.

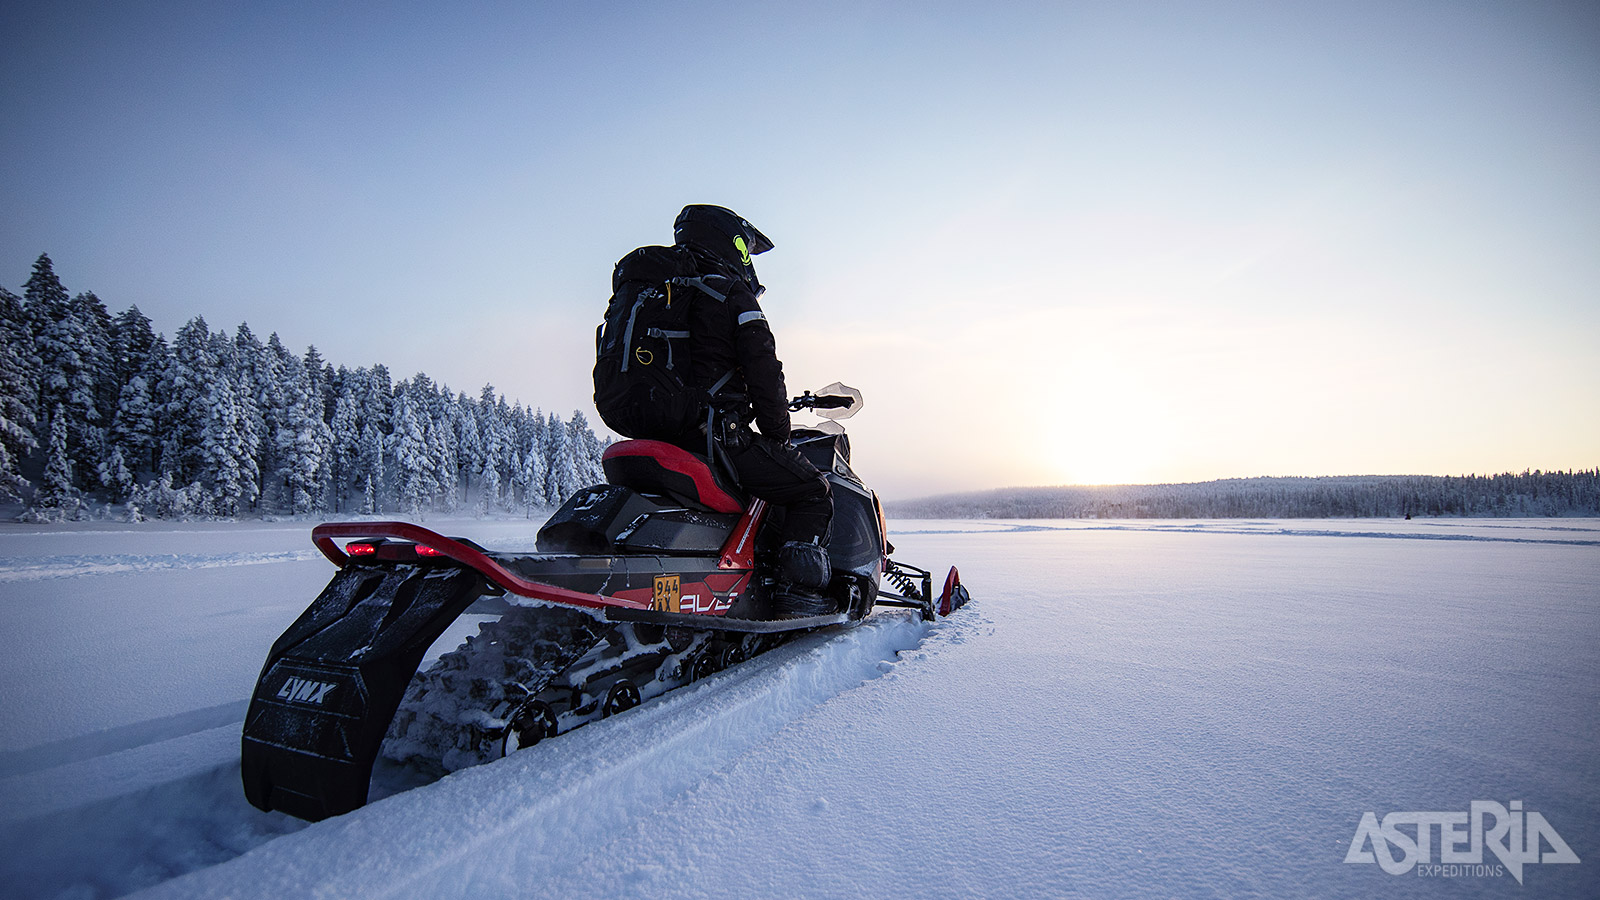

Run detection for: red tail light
[[414, 544, 445, 558], [346, 541, 378, 557]]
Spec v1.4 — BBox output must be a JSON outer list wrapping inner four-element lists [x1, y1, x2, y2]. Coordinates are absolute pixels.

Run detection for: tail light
[[414, 544, 445, 558], [346, 541, 378, 557]]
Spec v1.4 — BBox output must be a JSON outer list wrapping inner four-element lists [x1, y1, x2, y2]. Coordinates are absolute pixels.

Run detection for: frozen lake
[[0, 517, 1594, 898]]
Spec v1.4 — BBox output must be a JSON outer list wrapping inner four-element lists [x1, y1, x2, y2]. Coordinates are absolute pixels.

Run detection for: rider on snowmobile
[[663, 204, 834, 616]]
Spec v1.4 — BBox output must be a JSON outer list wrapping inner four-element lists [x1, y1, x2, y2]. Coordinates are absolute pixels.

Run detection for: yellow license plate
[[652, 574, 680, 612]]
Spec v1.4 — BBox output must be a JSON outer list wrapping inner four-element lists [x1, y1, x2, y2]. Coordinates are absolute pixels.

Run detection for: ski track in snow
[[0, 700, 249, 782], [0, 550, 325, 582], [0, 531, 558, 583], [0, 610, 937, 900]]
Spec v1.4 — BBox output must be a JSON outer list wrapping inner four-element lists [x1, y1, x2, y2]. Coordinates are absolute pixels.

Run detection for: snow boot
[[779, 540, 830, 588], [773, 540, 835, 618]]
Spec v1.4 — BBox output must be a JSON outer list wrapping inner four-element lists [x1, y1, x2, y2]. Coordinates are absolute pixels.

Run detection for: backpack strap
[[707, 369, 736, 397], [669, 275, 730, 302], [617, 294, 647, 373], [643, 327, 691, 368]]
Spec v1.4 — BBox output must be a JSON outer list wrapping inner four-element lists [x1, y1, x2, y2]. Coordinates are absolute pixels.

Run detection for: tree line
[[0, 254, 605, 521], [886, 471, 1600, 520]]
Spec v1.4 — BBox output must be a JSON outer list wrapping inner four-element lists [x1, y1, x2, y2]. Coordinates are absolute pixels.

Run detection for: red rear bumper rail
[[311, 521, 650, 612]]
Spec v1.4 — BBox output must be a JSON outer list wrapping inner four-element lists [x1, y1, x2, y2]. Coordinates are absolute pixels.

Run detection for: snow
[[1, 516, 1595, 898]]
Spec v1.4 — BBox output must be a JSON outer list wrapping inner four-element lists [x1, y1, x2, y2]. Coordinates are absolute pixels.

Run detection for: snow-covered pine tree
[[6, 279, 42, 429], [102, 306, 157, 487], [0, 287, 38, 499], [526, 409, 547, 503], [475, 385, 505, 513], [130, 335, 171, 475], [566, 410, 604, 487], [257, 333, 293, 507], [353, 364, 392, 510], [108, 306, 155, 394], [270, 345, 332, 515], [162, 317, 215, 486], [34, 283, 108, 488], [505, 402, 528, 511], [289, 410, 333, 514], [33, 405, 77, 515], [390, 384, 436, 517], [329, 385, 362, 514], [542, 411, 578, 506], [304, 345, 333, 424], [231, 324, 271, 508], [76, 292, 115, 450], [362, 364, 393, 436], [98, 443, 135, 502], [496, 396, 522, 512], [476, 445, 501, 517], [516, 419, 547, 519], [71, 293, 111, 485], [198, 330, 259, 515], [22, 254, 69, 350], [430, 398, 458, 513], [360, 423, 385, 514], [452, 390, 482, 507], [408, 372, 439, 423]]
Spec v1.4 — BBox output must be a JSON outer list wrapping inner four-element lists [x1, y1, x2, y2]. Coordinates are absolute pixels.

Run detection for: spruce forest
[[0, 254, 604, 521], [887, 472, 1600, 520]]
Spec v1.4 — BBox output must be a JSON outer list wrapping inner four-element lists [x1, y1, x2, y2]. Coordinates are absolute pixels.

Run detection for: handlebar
[[790, 391, 855, 411]]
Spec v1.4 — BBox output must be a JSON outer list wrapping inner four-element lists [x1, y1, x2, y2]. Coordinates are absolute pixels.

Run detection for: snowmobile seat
[[601, 440, 745, 513]]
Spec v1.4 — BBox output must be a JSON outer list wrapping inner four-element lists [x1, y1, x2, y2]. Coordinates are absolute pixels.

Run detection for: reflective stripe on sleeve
[[737, 310, 766, 326]]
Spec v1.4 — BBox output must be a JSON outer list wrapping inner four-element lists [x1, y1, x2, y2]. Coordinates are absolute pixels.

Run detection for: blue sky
[[3, 1, 1596, 496]]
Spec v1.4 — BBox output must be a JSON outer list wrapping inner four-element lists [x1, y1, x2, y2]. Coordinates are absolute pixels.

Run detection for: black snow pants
[[727, 435, 833, 545], [673, 431, 832, 545]]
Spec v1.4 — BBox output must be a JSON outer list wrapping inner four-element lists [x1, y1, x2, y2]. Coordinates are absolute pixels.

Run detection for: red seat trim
[[601, 440, 744, 513]]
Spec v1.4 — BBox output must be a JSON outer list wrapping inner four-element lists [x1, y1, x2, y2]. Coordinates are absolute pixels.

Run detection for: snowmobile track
[[383, 605, 810, 774]]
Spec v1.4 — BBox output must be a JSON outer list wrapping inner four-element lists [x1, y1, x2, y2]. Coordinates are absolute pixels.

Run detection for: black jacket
[[609, 245, 790, 441], [680, 249, 790, 441]]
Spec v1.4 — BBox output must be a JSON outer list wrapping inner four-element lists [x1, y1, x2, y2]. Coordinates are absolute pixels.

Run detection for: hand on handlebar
[[790, 390, 855, 411]]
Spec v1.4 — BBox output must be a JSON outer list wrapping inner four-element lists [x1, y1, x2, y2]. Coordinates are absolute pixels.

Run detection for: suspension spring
[[885, 566, 923, 599]]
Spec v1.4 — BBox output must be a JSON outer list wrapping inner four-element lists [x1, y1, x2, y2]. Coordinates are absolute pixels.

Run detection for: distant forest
[[0, 254, 605, 521], [887, 471, 1600, 520]]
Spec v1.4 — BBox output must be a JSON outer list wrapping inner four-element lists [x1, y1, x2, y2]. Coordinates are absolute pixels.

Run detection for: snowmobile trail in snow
[[0, 699, 248, 780], [0, 610, 938, 900], [0, 550, 324, 582]]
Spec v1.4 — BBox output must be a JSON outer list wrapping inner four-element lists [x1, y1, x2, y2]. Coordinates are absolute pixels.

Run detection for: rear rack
[[312, 521, 650, 612]]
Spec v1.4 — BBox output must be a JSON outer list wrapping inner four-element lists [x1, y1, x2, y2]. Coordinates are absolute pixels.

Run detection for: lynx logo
[[1345, 800, 1580, 883], [275, 676, 337, 706]]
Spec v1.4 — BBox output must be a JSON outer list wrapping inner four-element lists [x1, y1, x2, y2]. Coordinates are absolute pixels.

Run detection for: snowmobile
[[241, 384, 969, 821]]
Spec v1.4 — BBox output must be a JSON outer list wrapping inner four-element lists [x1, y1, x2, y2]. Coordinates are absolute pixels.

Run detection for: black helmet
[[673, 204, 773, 291]]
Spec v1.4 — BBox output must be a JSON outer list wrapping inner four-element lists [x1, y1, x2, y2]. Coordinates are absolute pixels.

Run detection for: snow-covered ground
[[1, 517, 1595, 898]]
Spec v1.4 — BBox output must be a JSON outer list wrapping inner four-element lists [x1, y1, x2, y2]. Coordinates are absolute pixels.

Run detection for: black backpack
[[593, 245, 733, 440]]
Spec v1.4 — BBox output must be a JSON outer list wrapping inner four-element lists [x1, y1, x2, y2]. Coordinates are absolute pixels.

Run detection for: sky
[[2, 0, 1596, 498]]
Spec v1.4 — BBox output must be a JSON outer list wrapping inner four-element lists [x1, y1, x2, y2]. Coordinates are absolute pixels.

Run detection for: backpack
[[592, 245, 733, 440]]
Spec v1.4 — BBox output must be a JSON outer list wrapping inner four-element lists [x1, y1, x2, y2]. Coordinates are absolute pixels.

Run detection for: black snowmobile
[[241, 384, 969, 821]]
